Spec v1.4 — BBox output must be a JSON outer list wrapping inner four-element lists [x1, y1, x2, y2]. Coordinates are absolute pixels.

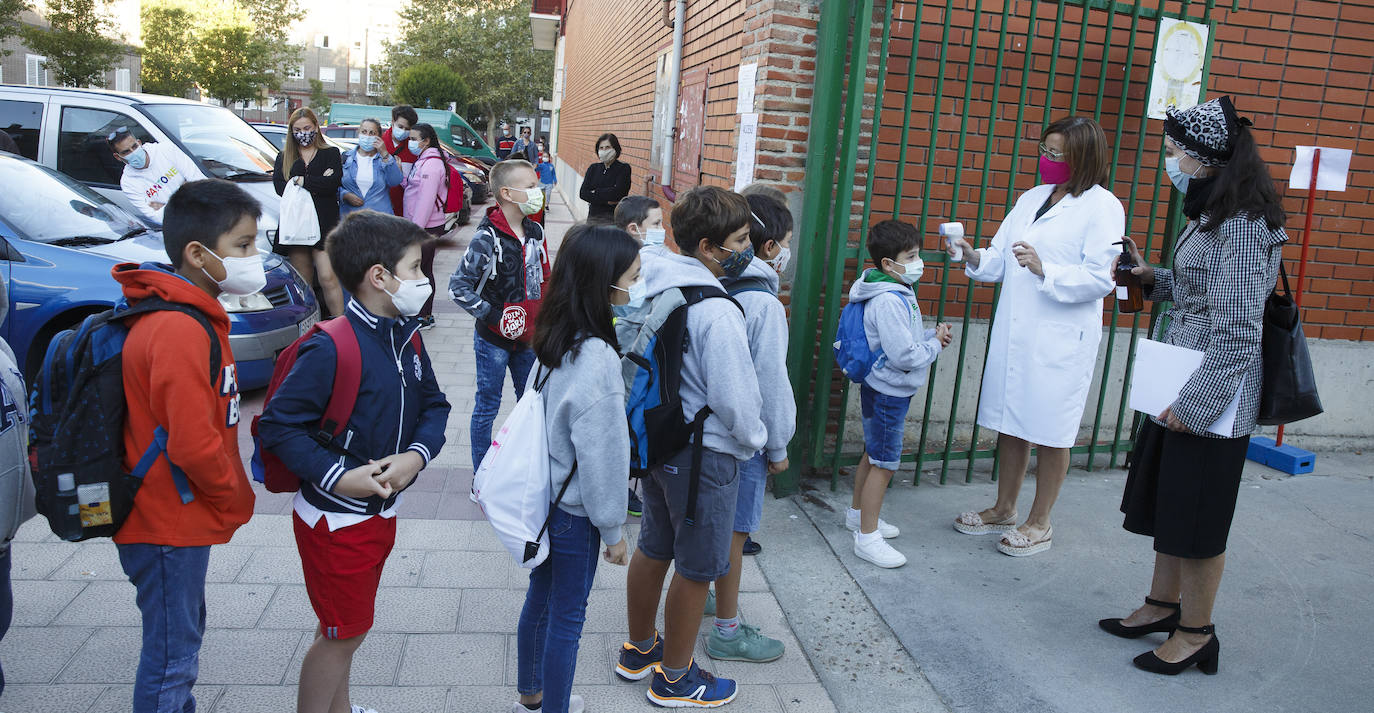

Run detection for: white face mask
[[508, 185, 545, 216], [203, 248, 266, 296], [767, 246, 792, 273], [384, 270, 433, 317], [612, 279, 646, 316], [642, 227, 666, 247], [891, 257, 924, 285], [598, 148, 616, 162]]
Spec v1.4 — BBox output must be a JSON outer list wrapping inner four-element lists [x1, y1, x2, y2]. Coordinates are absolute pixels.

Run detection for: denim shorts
[[732, 452, 767, 534], [860, 383, 911, 470], [636, 445, 740, 582]]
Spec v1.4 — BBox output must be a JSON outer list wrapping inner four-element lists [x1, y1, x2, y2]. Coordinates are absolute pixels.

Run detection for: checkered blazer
[[1147, 214, 1287, 438]]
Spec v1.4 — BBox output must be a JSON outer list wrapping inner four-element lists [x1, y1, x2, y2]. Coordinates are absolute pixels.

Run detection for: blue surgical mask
[[357, 134, 378, 151], [124, 146, 149, 170], [1165, 155, 1201, 193], [612, 279, 646, 317], [391, 126, 409, 141], [642, 228, 666, 247], [714, 245, 755, 279], [407, 139, 422, 155]]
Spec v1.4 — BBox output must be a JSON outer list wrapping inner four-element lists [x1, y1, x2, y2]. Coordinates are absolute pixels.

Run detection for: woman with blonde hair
[[273, 107, 344, 316]]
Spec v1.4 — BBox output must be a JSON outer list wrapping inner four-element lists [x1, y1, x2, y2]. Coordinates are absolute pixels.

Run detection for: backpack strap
[[112, 298, 222, 388], [316, 317, 361, 445], [683, 407, 712, 527], [680, 284, 744, 316], [725, 276, 773, 297], [474, 227, 501, 300], [129, 425, 196, 505]]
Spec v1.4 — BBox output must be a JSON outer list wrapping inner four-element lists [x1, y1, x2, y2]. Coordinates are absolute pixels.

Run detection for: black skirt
[[1120, 419, 1251, 559]]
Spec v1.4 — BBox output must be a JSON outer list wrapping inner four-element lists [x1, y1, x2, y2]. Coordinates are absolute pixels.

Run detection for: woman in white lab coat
[[946, 116, 1123, 556]]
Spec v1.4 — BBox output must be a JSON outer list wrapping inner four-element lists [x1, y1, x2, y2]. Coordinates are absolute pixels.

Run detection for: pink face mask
[[1038, 155, 1071, 185]]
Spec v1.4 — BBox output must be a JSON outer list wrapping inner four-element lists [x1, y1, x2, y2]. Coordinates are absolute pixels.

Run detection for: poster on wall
[[1147, 17, 1210, 120], [734, 113, 759, 191]]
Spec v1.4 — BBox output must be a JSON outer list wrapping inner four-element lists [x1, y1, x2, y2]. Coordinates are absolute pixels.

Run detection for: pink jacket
[[403, 148, 448, 229]]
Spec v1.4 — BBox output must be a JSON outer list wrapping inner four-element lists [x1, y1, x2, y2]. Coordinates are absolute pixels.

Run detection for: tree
[[382, 0, 553, 145], [140, 5, 197, 97], [308, 78, 332, 113], [0, 0, 26, 58], [21, 0, 123, 87], [393, 62, 469, 111], [194, 23, 277, 105]]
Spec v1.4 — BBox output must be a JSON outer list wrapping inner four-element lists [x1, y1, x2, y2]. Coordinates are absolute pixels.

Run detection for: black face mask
[[1182, 173, 1218, 221]]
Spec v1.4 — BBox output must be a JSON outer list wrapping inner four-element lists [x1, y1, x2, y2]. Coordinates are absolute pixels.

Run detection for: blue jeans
[[517, 509, 600, 713], [471, 332, 536, 470], [860, 383, 912, 470], [117, 543, 211, 713], [0, 546, 11, 697]]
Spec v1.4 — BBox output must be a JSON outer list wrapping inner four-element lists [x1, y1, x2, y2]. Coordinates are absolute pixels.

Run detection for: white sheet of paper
[[1290, 146, 1352, 192], [1129, 339, 1241, 437], [736, 62, 758, 114], [734, 113, 758, 191]]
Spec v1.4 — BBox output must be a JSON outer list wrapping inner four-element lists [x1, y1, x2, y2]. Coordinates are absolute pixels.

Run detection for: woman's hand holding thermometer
[[940, 222, 978, 268]]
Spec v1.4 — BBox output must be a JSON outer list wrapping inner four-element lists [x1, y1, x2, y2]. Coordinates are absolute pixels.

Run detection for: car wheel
[[24, 310, 102, 385], [458, 206, 471, 226]]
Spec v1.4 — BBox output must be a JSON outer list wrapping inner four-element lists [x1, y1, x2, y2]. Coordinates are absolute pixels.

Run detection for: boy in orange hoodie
[[112, 179, 260, 713]]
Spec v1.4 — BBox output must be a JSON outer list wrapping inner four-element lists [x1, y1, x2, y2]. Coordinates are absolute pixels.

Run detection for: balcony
[[529, 0, 562, 51]]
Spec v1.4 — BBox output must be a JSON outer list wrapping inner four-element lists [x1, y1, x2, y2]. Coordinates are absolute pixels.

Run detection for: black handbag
[[1256, 264, 1323, 425]]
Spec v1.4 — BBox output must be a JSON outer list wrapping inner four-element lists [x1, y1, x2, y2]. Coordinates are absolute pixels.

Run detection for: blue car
[[0, 153, 319, 390]]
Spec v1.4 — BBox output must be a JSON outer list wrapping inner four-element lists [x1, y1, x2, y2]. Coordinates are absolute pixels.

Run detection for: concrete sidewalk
[[0, 191, 841, 713]]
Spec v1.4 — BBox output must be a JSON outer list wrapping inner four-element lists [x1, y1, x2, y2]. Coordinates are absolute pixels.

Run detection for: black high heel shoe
[[1098, 597, 1181, 639], [1132, 624, 1219, 675]]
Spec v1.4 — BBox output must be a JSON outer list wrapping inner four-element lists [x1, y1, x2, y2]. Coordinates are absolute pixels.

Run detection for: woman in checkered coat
[[1100, 97, 1287, 676]]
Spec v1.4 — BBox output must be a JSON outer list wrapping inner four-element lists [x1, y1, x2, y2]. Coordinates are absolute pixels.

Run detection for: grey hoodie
[[720, 257, 795, 463], [531, 337, 629, 546], [847, 269, 943, 397], [637, 249, 767, 461], [0, 281, 35, 551]]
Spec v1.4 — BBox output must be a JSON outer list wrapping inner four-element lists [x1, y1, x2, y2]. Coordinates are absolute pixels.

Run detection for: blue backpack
[[833, 300, 884, 383], [28, 298, 215, 541]]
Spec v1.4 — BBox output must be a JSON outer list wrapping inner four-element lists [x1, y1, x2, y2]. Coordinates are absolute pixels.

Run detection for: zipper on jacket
[[391, 324, 421, 455]]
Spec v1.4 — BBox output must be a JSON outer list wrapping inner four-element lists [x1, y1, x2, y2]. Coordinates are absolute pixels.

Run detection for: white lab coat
[[965, 183, 1124, 448]]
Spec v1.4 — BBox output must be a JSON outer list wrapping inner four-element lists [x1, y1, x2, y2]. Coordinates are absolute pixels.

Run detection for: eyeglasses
[[107, 126, 132, 142], [1038, 142, 1065, 161]]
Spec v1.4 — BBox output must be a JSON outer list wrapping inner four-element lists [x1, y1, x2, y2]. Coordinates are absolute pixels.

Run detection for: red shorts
[[293, 513, 397, 640]]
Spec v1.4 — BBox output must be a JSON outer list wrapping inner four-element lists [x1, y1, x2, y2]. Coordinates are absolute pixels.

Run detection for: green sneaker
[[707, 623, 785, 663], [704, 589, 716, 617]]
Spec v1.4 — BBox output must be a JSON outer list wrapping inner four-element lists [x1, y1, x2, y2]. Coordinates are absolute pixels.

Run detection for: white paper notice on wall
[[1147, 18, 1210, 120], [1290, 146, 1352, 192], [736, 62, 758, 114], [734, 113, 759, 192]]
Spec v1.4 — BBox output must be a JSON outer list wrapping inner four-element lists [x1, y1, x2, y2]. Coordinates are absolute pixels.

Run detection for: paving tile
[[373, 586, 461, 632], [3, 626, 94, 683], [420, 549, 524, 589], [464, 520, 509, 551], [233, 545, 304, 585], [584, 588, 636, 634], [254, 584, 315, 629], [84, 683, 224, 713], [197, 629, 308, 685], [457, 588, 520, 633], [7, 579, 87, 626], [46, 542, 123, 580], [283, 632, 404, 686], [433, 490, 485, 520], [396, 633, 506, 686], [209, 684, 297, 713], [57, 627, 140, 683], [349, 685, 449, 713], [204, 583, 277, 629], [777, 682, 841, 713], [0, 683, 105, 713], [10, 540, 79, 580], [53, 580, 140, 627], [225, 514, 295, 547], [709, 625, 818, 685], [443, 685, 519, 713], [379, 548, 424, 587], [739, 555, 770, 592], [11, 516, 61, 543], [395, 518, 471, 550], [503, 631, 618, 687], [206, 545, 256, 583]]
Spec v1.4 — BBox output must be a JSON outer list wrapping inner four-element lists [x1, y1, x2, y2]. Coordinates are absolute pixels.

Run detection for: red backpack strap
[[317, 317, 362, 440]]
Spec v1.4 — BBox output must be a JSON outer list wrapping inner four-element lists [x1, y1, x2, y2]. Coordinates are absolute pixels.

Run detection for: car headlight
[[218, 292, 275, 312]]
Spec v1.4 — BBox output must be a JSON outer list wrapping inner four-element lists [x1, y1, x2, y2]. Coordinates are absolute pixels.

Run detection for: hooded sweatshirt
[[0, 280, 35, 551], [848, 268, 943, 398], [119, 142, 206, 225], [404, 147, 449, 230], [533, 337, 629, 546], [112, 263, 255, 546], [639, 248, 767, 461], [720, 257, 795, 463]]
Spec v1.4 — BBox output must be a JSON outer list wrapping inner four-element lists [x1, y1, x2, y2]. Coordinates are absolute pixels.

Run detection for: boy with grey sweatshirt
[[846, 220, 952, 569], [618, 186, 766, 708]]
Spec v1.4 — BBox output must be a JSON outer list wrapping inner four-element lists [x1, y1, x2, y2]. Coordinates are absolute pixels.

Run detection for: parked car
[[0, 86, 283, 255], [248, 122, 353, 154], [0, 152, 319, 390], [328, 103, 498, 164]]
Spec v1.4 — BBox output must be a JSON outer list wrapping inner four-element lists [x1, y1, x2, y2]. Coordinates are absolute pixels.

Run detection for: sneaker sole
[[628, 509, 644, 517], [853, 546, 906, 568], [996, 539, 1052, 557], [705, 646, 784, 663], [647, 688, 738, 708], [844, 523, 900, 539], [615, 662, 659, 681], [953, 521, 1017, 535]]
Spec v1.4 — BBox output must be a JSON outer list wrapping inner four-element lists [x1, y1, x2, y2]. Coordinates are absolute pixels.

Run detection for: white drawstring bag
[[278, 182, 321, 246], [474, 368, 572, 569]]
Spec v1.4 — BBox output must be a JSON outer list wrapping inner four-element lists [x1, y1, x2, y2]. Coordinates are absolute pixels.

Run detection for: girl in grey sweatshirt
[[514, 224, 639, 713]]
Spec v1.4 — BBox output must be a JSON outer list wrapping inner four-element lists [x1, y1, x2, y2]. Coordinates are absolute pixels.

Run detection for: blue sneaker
[[648, 659, 737, 708], [616, 633, 663, 681]]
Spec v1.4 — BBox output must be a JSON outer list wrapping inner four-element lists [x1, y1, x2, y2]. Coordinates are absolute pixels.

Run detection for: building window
[[314, 34, 330, 48], [349, 68, 361, 84], [319, 67, 336, 83], [115, 68, 131, 92], [57, 106, 151, 185], [366, 68, 381, 97], [287, 64, 305, 80], [26, 55, 49, 87]]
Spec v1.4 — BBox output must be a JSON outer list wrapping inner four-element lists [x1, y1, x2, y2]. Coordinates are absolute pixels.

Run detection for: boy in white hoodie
[[846, 220, 952, 568], [616, 186, 766, 708]]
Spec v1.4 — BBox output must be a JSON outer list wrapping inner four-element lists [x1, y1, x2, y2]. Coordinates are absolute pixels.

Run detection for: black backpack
[[28, 298, 219, 541], [618, 285, 742, 526]]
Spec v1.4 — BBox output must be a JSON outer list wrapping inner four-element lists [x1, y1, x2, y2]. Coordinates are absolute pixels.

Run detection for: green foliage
[[21, 0, 124, 87], [393, 62, 469, 110], [0, 0, 27, 58], [139, 5, 196, 97], [308, 78, 332, 113], [194, 22, 279, 105], [382, 0, 553, 143]]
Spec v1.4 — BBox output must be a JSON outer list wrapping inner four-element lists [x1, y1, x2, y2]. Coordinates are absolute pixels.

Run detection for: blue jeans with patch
[[517, 508, 600, 713], [471, 331, 537, 470], [860, 383, 912, 471], [117, 543, 211, 713]]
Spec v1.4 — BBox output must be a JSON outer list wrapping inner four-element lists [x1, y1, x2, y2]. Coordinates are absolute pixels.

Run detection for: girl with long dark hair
[[514, 224, 639, 713], [401, 122, 447, 327]]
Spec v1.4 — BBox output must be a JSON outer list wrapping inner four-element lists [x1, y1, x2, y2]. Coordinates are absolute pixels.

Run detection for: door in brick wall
[[672, 66, 708, 190]]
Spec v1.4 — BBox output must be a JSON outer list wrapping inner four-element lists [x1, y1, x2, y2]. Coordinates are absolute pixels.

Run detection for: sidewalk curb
[[756, 492, 952, 713]]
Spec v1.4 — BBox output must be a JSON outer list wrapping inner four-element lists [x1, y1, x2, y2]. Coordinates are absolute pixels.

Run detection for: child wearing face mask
[[613, 195, 666, 249], [259, 211, 450, 713], [845, 219, 953, 569]]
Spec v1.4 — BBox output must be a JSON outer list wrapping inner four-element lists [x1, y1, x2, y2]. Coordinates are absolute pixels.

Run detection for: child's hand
[[604, 539, 629, 566], [936, 323, 954, 347], [334, 463, 392, 499], [373, 451, 426, 492], [767, 458, 789, 475]]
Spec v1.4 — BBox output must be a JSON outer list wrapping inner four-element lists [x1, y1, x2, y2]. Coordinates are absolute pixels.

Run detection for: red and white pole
[[1276, 147, 1320, 447]]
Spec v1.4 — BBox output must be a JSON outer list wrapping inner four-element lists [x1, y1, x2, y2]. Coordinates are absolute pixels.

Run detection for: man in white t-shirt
[[108, 126, 206, 225]]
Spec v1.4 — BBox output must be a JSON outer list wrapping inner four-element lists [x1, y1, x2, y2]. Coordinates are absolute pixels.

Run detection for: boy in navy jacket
[[259, 210, 450, 713]]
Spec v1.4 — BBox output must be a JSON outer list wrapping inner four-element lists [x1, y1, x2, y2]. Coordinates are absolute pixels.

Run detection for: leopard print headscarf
[[1164, 96, 1252, 167]]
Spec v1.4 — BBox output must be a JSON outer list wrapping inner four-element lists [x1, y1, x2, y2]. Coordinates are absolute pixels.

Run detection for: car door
[[46, 99, 165, 213], [0, 93, 47, 161], [0, 227, 20, 343]]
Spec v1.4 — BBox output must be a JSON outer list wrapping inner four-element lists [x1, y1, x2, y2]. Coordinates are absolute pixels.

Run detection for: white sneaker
[[510, 695, 584, 713], [845, 508, 900, 538], [351, 706, 380, 713], [853, 530, 906, 568]]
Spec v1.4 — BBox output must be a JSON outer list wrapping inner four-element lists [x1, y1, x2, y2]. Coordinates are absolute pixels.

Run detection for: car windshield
[[144, 103, 277, 180], [0, 157, 146, 244]]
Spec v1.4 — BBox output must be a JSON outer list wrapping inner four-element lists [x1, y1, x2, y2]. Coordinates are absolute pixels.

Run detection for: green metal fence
[[778, 0, 1235, 495]]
